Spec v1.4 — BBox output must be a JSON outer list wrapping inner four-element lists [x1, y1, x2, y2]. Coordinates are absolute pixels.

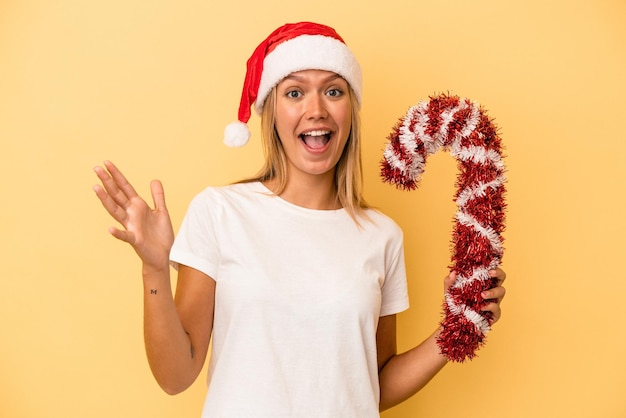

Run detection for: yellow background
[[2, 0, 625, 417]]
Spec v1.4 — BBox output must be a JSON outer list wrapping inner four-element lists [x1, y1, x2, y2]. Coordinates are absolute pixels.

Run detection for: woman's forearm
[[379, 328, 448, 411], [141, 264, 200, 395]]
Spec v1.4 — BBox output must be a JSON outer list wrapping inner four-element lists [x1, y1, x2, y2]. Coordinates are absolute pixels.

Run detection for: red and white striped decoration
[[381, 93, 506, 362]]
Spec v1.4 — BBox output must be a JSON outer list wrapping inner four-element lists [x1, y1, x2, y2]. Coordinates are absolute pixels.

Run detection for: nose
[[306, 93, 328, 120]]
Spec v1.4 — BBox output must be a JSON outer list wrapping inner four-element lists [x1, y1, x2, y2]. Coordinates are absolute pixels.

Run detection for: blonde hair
[[240, 85, 371, 222]]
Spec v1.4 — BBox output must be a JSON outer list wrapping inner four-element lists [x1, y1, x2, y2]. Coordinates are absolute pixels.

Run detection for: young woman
[[93, 22, 506, 417]]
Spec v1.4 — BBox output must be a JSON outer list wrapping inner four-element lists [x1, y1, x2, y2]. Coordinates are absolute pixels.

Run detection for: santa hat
[[224, 22, 363, 147]]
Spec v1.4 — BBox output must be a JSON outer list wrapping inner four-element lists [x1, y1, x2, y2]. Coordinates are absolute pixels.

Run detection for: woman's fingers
[[442, 268, 507, 325], [93, 183, 137, 244], [108, 225, 135, 244], [443, 271, 457, 293], [481, 284, 506, 302], [481, 301, 502, 324], [93, 162, 174, 266], [490, 268, 506, 286], [93, 166, 129, 210], [93, 161, 138, 208], [104, 160, 139, 200], [93, 161, 146, 230], [93, 183, 129, 225], [150, 179, 167, 212], [482, 268, 507, 324]]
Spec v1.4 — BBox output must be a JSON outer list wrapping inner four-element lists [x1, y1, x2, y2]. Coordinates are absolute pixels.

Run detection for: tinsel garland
[[380, 93, 506, 362]]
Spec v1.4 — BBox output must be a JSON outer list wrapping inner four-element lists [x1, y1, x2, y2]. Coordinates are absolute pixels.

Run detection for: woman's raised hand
[[93, 161, 174, 271]]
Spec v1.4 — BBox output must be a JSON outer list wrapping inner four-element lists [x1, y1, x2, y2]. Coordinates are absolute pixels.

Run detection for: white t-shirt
[[170, 182, 409, 418]]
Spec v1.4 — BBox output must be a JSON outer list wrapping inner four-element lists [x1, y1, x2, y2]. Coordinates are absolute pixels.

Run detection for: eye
[[286, 90, 302, 99], [326, 88, 344, 98]]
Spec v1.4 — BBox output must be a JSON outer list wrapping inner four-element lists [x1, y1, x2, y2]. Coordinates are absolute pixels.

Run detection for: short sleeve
[[169, 189, 221, 279], [379, 228, 410, 317]]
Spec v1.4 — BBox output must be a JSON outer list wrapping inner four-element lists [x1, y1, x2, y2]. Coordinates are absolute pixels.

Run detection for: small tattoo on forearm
[[150, 289, 157, 295]]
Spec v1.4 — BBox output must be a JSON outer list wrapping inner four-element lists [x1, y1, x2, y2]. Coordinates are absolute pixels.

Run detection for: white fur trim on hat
[[254, 34, 362, 114]]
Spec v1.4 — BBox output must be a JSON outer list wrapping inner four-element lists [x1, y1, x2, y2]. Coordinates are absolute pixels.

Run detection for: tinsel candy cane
[[380, 93, 506, 362]]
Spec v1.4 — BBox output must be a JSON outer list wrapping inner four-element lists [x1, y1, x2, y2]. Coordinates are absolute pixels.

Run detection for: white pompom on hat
[[224, 22, 362, 147]]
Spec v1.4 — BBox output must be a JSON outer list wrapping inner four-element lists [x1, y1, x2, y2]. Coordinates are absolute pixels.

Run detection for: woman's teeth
[[305, 130, 330, 137], [300, 131, 331, 149]]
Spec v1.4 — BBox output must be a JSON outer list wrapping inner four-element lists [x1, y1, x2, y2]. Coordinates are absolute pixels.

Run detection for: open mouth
[[299, 130, 331, 150]]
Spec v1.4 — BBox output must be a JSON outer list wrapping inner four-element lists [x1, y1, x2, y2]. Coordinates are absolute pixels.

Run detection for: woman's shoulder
[[360, 207, 403, 237], [193, 181, 262, 199], [187, 181, 266, 211]]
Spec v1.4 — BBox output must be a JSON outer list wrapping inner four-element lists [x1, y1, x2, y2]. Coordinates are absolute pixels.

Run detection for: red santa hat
[[224, 22, 363, 147]]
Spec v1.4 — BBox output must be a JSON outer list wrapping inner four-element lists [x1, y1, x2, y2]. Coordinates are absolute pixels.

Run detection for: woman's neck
[[263, 171, 340, 210]]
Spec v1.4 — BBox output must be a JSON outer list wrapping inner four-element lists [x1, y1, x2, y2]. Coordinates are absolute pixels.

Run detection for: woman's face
[[274, 69, 352, 182]]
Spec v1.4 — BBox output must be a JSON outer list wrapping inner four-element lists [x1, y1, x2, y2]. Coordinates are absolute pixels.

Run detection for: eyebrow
[[283, 73, 344, 83]]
